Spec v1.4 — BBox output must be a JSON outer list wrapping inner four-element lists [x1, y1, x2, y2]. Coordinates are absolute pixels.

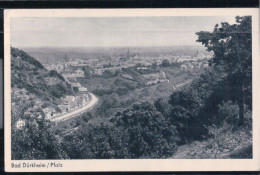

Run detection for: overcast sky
[[11, 16, 236, 48]]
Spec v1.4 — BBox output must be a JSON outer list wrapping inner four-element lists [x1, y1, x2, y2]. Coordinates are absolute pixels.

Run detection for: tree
[[154, 98, 170, 115], [117, 102, 180, 158], [102, 70, 115, 78], [168, 90, 200, 144], [161, 59, 171, 67], [61, 123, 130, 159], [48, 70, 65, 81], [196, 16, 252, 125], [151, 63, 159, 71], [73, 87, 79, 93]]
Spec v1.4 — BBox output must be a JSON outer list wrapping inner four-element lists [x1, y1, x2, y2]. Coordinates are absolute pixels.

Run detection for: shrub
[[205, 122, 252, 158], [48, 70, 65, 81], [217, 100, 239, 125], [116, 102, 180, 158]]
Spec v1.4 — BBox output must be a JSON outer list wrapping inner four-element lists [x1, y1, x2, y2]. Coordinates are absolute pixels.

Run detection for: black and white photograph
[[4, 9, 260, 172]]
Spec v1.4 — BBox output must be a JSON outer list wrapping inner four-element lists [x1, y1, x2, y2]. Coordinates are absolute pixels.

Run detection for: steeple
[[127, 48, 130, 60], [64, 53, 69, 62], [194, 49, 199, 57]]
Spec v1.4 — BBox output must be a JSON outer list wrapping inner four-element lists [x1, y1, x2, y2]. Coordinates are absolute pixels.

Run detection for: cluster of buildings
[[44, 54, 88, 73], [44, 48, 212, 78], [89, 52, 157, 75], [180, 61, 209, 71], [62, 69, 85, 79], [176, 50, 211, 71], [89, 49, 212, 75], [12, 90, 90, 122], [12, 72, 90, 121], [41, 71, 90, 119], [43, 94, 90, 119], [143, 71, 168, 86], [41, 67, 90, 119], [62, 69, 89, 91]]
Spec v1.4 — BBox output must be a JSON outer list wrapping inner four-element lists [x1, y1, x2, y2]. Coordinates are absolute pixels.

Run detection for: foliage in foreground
[[11, 114, 68, 160], [61, 102, 180, 159]]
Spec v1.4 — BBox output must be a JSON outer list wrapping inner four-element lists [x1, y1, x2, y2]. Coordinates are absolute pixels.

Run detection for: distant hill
[[11, 47, 76, 102]]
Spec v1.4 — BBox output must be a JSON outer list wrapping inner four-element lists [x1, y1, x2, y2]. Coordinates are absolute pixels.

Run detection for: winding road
[[50, 93, 99, 123]]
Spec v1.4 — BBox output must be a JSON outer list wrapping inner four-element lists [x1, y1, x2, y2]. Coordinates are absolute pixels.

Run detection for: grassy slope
[[171, 130, 252, 159], [11, 47, 75, 103], [171, 141, 252, 159]]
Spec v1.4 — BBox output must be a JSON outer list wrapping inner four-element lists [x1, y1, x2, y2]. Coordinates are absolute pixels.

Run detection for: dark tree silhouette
[[196, 16, 252, 125]]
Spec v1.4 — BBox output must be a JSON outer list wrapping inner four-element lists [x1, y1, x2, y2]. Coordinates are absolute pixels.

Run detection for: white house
[[58, 104, 69, 114], [75, 69, 84, 77], [79, 87, 88, 92], [69, 101, 78, 110], [42, 107, 56, 119], [64, 96, 75, 102], [16, 119, 25, 130]]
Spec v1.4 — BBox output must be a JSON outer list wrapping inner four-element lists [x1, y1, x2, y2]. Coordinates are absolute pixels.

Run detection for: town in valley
[[12, 46, 212, 128]]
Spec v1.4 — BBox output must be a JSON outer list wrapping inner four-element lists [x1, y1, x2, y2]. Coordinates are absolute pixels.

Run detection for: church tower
[[127, 48, 130, 60], [194, 49, 199, 57], [64, 53, 69, 62]]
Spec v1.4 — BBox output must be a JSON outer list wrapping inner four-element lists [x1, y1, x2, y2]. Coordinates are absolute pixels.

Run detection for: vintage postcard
[[4, 9, 260, 172]]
